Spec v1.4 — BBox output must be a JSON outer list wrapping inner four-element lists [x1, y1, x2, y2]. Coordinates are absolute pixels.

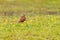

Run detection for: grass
[[0, 15, 60, 40], [0, 0, 60, 40]]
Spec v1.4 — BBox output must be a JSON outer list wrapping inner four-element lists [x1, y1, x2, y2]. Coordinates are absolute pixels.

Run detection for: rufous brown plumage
[[19, 14, 26, 23]]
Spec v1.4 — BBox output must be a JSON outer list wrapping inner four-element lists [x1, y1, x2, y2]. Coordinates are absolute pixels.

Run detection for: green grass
[[0, 15, 60, 40], [0, 0, 60, 40]]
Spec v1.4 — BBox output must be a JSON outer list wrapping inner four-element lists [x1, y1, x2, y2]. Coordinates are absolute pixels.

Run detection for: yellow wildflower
[[29, 20, 33, 23], [3, 19, 8, 24]]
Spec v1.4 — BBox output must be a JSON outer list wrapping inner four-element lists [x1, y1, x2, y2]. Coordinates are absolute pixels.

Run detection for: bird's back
[[19, 15, 26, 22]]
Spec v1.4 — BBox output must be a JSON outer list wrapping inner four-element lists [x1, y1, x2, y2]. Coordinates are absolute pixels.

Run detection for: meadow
[[0, 0, 60, 40], [0, 15, 60, 40]]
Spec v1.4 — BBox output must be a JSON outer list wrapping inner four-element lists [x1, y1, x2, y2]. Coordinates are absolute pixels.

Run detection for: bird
[[19, 14, 26, 23]]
